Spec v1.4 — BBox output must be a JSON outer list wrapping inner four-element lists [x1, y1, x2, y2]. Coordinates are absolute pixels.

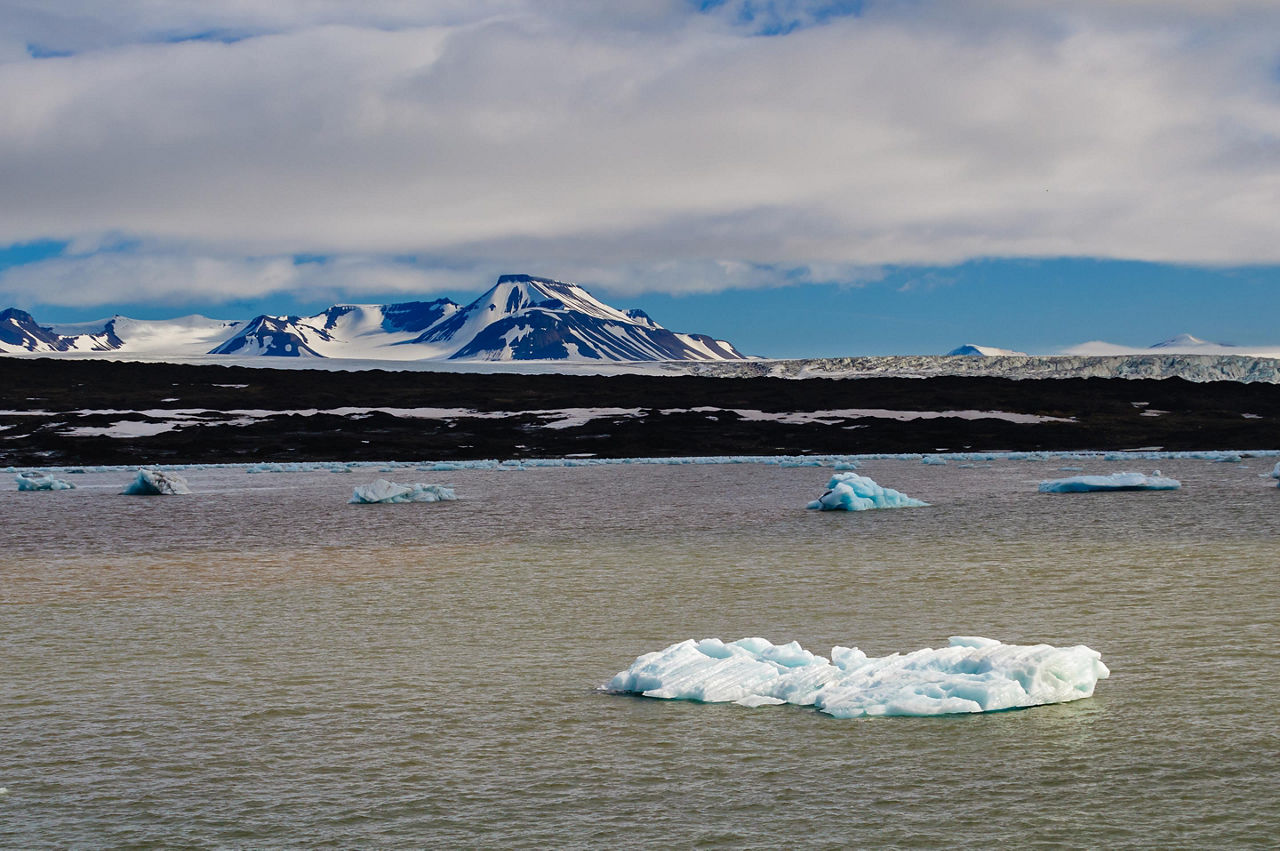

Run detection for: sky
[[2, 0, 1280, 357]]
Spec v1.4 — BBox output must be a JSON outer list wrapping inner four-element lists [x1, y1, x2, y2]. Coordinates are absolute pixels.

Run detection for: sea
[[2, 457, 1278, 848]]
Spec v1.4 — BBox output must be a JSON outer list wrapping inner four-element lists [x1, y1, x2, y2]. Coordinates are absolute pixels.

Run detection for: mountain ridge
[[1, 275, 748, 362]]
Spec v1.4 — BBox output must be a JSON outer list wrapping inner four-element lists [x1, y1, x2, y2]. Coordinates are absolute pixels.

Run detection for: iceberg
[[807, 472, 928, 511], [122, 469, 191, 495], [349, 479, 457, 504], [16, 472, 75, 491], [921, 456, 947, 465], [607, 636, 1109, 718], [1038, 471, 1181, 493]]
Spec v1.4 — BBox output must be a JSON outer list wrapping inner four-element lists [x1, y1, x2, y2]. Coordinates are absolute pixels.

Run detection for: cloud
[[1, 1, 1279, 304], [0, 251, 468, 308]]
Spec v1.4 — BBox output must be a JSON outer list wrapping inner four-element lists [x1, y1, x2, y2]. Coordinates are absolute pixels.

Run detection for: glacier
[[349, 479, 457, 504], [1038, 471, 1181, 493], [807, 472, 928, 511], [122, 469, 191, 495], [607, 636, 1110, 718], [16, 472, 75, 491]]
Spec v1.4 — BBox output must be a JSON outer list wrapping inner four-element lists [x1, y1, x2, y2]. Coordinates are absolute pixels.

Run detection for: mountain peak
[[1150, 333, 1224, 349], [495, 273, 559, 286]]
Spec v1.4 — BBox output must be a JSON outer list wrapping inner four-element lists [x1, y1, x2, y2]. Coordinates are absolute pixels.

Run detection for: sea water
[[2, 459, 1277, 847]]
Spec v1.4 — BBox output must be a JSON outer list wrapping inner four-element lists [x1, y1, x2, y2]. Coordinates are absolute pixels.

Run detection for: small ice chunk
[[607, 636, 1109, 718], [1038, 471, 1181, 493], [122, 469, 190, 495], [921, 456, 947, 465], [948, 635, 1002, 649], [16, 472, 75, 491], [349, 479, 457, 504], [807, 472, 928, 511]]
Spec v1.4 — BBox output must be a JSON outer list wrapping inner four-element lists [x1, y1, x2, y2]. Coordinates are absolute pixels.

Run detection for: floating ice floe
[[607, 636, 1109, 717], [16, 472, 75, 491], [122, 469, 191, 495], [349, 479, 457, 504], [807, 472, 928, 511], [1037, 471, 1181, 493], [921, 456, 947, 465]]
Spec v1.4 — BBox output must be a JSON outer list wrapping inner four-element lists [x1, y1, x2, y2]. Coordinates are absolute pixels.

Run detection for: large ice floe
[[16, 472, 75, 491], [807, 472, 928, 511], [607, 636, 1109, 717], [122, 469, 191, 495], [1037, 471, 1181, 493], [349, 479, 457, 504]]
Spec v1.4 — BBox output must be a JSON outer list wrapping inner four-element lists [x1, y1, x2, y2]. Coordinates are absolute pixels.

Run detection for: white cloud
[[0, 251, 466, 308], [1, 1, 1279, 305]]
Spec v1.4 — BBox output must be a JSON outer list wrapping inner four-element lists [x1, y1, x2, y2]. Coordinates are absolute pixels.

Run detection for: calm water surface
[[2, 459, 1278, 848]]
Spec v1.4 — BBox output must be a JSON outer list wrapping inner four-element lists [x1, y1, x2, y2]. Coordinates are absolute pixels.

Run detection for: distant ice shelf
[[607, 636, 1110, 718], [6, 448, 1278, 478]]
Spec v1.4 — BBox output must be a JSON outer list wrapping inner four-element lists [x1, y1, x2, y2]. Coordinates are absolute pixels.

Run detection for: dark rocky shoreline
[[2, 358, 1278, 467]]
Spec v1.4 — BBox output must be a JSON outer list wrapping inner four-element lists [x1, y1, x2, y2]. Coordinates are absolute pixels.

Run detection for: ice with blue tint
[[349, 479, 457, 504], [1038, 471, 1181, 493], [122, 469, 191, 495], [921, 456, 947, 465], [8, 448, 1280, 485], [607, 636, 1109, 718], [16, 472, 75, 491], [807, 472, 928, 511]]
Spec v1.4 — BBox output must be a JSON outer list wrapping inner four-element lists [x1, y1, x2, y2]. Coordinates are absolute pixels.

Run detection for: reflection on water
[[2, 459, 1278, 847]]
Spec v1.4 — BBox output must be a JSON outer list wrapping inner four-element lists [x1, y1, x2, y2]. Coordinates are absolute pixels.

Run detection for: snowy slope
[[1, 308, 74, 352], [1064, 333, 1280, 357], [55, 315, 245, 355]]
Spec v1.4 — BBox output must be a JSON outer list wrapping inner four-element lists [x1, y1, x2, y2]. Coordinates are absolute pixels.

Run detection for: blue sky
[[2, 1, 1280, 357]]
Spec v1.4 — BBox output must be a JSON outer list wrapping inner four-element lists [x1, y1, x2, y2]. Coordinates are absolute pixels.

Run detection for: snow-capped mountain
[[411, 275, 743, 361], [1063, 333, 1274, 357], [1148, 333, 1230, 350], [0, 275, 748, 362], [1, 308, 75, 352], [947, 344, 1028, 357]]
